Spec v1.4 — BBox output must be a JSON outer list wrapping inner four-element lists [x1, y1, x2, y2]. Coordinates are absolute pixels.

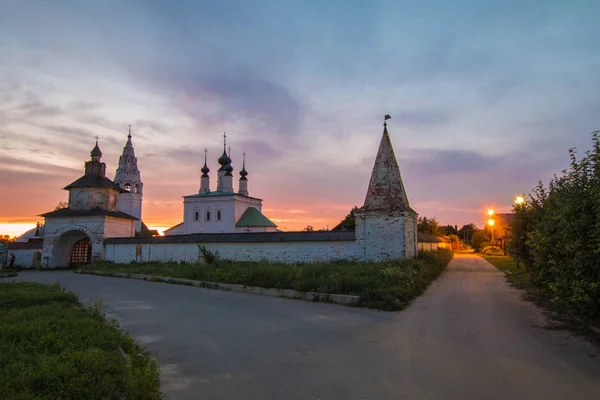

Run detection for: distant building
[[165, 137, 277, 235]]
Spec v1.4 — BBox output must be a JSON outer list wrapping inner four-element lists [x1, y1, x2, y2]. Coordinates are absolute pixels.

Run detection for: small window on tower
[[205, 211, 211, 221], [217, 210, 221, 221], [124, 183, 131, 192], [194, 212, 199, 221]]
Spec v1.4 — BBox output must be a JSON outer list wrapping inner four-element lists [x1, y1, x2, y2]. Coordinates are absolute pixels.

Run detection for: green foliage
[[0, 282, 162, 399], [333, 206, 360, 231], [198, 245, 220, 264], [508, 131, 600, 324], [481, 246, 504, 256], [457, 223, 477, 242], [417, 216, 442, 235], [84, 249, 454, 311], [471, 230, 490, 252], [439, 224, 458, 235]]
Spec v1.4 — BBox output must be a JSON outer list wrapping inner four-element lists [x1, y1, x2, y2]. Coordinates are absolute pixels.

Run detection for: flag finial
[[384, 114, 391, 126]]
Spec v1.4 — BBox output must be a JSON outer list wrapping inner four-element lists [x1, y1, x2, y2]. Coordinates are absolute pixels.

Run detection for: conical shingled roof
[[359, 124, 413, 214]]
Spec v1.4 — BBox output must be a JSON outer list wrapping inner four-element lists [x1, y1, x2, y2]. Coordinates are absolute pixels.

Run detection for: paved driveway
[[16, 253, 600, 399]]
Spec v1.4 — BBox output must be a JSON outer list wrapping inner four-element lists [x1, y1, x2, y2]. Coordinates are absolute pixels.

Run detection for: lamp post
[[488, 218, 495, 245]]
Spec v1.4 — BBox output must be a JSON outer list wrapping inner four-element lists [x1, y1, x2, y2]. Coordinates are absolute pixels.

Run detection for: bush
[[481, 246, 503, 256], [508, 131, 600, 324], [471, 231, 490, 252]]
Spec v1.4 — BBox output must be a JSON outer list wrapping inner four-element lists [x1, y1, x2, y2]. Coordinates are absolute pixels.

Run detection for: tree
[[55, 201, 68, 210], [471, 230, 489, 252], [458, 223, 477, 242], [439, 224, 458, 235], [338, 206, 359, 231], [0, 234, 16, 242], [417, 216, 441, 235], [302, 225, 314, 232]]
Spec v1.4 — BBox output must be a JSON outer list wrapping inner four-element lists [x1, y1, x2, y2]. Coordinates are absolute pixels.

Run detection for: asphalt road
[[16, 253, 600, 400]]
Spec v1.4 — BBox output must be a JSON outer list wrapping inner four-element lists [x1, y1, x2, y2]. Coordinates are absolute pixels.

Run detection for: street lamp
[[488, 218, 495, 245], [514, 196, 525, 205], [487, 208, 494, 216]]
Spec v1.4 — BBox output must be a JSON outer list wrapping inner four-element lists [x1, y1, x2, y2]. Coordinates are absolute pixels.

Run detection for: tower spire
[[359, 116, 411, 213], [114, 125, 143, 230]]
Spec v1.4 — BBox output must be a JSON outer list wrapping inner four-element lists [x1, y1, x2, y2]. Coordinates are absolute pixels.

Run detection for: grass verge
[[484, 255, 600, 342], [0, 281, 162, 399], [0, 271, 18, 278], [483, 255, 532, 291], [79, 249, 453, 311]]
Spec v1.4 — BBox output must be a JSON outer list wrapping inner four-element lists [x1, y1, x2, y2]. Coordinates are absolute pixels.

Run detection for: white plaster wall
[[418, 242, 438, 251], [356, 213, 416, 262], [69, 188, 120, 212], [403, 212, 418, 257], [118, 192, 142, 231], [182, 195, 263, 234], [6, 249, 40, 268], [106, 240, 357, 264], [103, 216, 136, 238]]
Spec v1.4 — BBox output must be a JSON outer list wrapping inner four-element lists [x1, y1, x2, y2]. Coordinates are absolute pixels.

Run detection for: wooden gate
[[70, 238, 91, 266]]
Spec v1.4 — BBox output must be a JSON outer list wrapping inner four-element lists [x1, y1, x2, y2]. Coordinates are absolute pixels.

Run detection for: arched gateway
[[39, 137, 138, 268], [50, 229, 93, 267]]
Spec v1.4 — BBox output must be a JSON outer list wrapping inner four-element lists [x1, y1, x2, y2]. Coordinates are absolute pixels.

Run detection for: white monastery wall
[[106, 240, 357, 264], [6, 249, 39, 268]]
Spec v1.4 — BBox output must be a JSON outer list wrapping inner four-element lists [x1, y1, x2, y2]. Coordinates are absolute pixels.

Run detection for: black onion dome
[[217, 148, 231, 170], [239, 165, 248, 180], [91, 142, 102, 158], [201, 162, 210, 177], [224, 162, 233, 176]]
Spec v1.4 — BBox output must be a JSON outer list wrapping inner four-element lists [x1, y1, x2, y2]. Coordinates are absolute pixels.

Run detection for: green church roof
[[236, 207, 277, 228]]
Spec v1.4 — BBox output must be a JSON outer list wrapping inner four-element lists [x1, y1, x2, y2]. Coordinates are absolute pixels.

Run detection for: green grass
[[483, 255, 532, 291], [0, 271, 17, 278], [0, 282, 162, 400], [79, 249, 454, 311]]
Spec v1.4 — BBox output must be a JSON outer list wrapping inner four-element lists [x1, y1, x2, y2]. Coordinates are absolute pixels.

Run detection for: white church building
[[6, 118, 421, 268], [165, 135, 278, 235]]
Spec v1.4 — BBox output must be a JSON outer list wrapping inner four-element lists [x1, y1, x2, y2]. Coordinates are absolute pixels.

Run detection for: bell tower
[[114, 125, 143, 231]]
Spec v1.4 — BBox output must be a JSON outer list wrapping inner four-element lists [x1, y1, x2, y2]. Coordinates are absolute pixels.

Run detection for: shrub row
[[508, 131, 600, 324], [83, 249, 453, 311]]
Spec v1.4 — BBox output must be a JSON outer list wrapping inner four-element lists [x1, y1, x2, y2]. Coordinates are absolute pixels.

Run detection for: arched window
[[124, 183, 131, 192], [95, 192, 104, 205], [76, 191, 85, 205], [134, 184, 140, 194], [110, 194, 117, 206]]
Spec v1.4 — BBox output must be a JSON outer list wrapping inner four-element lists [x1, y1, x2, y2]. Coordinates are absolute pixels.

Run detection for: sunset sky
[[1, 1, 599, 237]]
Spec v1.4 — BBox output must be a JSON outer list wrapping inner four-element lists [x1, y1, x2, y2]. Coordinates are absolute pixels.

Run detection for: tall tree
[[417, 216, 441, 235]]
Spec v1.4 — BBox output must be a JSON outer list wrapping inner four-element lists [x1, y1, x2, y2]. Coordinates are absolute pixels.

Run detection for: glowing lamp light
[[487, 209, 494, 216], [488, 219, 495, 226], [515, 196, 525, 205]]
